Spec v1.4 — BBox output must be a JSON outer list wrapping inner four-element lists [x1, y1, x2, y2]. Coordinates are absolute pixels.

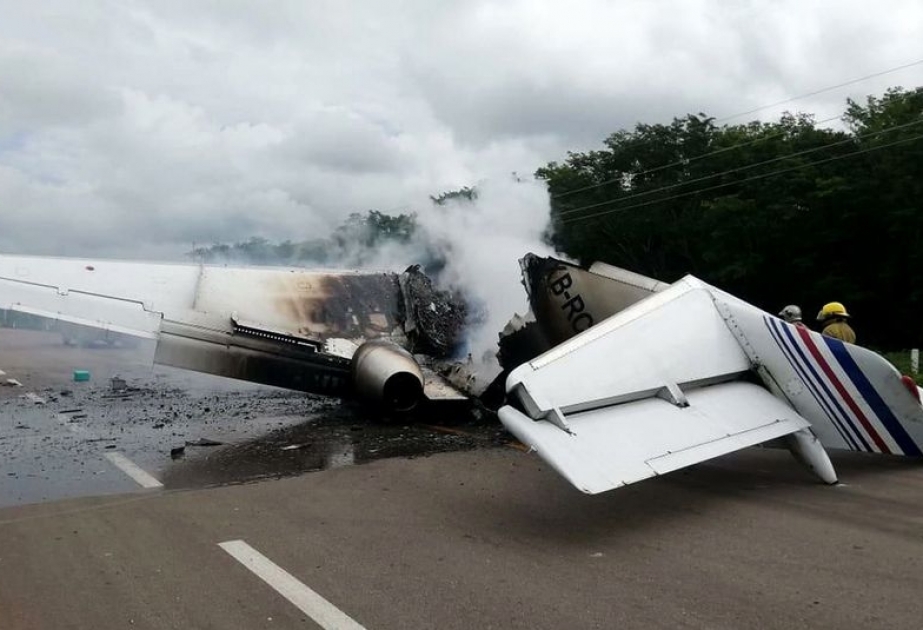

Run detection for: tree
[[537, 88, 923, 349]]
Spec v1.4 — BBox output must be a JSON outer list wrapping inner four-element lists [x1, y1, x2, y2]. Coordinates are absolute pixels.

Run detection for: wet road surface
[[2, 327, 923, 629], [0, 328, 503, 508]]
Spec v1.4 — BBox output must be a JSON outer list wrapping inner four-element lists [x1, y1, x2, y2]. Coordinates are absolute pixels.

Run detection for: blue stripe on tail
[[824, 337, 922, 457]]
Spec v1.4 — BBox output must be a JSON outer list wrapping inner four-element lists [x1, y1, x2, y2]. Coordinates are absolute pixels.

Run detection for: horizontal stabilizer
[[500, 381, 809, 493]]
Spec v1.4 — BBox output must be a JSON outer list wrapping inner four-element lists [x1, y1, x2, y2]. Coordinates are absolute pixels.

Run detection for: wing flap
[[2, 281, 164, 337], [500, 381, 809, 494]]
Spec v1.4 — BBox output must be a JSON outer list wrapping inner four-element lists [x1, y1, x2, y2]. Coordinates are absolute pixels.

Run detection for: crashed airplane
[[2, 252, 922, 494], [0, 255, 480, 412]]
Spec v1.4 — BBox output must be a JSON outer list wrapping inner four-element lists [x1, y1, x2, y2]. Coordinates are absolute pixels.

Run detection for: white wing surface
[[498, 278, 810, 494]]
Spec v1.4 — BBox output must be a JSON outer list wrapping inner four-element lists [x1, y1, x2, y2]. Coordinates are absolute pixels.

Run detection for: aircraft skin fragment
[[520, 254, 663, 347]]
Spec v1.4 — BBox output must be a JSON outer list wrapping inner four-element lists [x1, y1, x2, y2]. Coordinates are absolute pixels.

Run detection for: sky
[[1, 0, 923, 260]]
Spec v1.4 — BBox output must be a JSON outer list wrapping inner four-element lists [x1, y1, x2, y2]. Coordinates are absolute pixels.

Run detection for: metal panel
[[499, 382, 809, 494], [507, 279, 752, 415], [193, 266, 401, 340]]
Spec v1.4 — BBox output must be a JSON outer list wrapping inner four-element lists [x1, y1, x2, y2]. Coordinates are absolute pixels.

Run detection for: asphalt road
[[2, 327, 923, 629], [0, 328, 499, 508]]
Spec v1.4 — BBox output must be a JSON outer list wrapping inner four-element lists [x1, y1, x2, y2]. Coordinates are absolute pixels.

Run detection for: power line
[[715, 57, 923, 123], [554, 83, 923, 201], [556, 116, 923, 219], [551, 112, 843, 200], [551, 59, 923, 199], [559, 132, 923, 226]]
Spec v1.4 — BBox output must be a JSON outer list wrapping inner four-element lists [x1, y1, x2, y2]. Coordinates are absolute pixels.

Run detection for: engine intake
[[350, 340, 424, 413]]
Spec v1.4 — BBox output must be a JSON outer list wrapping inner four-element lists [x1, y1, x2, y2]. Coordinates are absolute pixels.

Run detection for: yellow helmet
[[817, 301, 850, 322]]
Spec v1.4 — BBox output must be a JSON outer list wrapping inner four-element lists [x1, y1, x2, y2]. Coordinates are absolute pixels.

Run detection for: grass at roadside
[[880, 350, 923, 386]]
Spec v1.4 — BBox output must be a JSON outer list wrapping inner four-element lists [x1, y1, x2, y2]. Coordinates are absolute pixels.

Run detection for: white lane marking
[[218, 540, 367, 630], [104, 452, 163, 489], [24, 392, 46, 404]]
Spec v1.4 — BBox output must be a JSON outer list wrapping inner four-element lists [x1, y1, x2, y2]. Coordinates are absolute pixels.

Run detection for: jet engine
[[350, 339, 424, 413]]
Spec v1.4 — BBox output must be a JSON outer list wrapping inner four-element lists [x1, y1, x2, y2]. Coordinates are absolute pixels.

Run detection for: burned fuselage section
[[0, 255, 473, 413], [519, 254, 668, 348], [497, 254, 669, 371], [0, 251, 660, 415], [152, 264, 472, 412]]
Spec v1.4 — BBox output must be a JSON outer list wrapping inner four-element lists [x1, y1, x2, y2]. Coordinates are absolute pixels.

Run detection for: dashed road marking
[[104, 452, 163, 489], [24, 392, 46, 405], [219, 540, 367, 630]]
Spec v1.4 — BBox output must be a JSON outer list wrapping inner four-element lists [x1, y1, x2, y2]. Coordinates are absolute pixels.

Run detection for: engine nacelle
[[350, 340, 424, 413]]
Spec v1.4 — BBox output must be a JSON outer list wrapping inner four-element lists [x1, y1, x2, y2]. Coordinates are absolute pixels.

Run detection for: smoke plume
[[411, 178, 556, 360]]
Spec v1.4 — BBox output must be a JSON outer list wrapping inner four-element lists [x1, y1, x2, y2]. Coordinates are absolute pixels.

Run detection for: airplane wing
[[502, 257, 923, 494], [0, 254, 468, 410], [498, 277, 812, 494]]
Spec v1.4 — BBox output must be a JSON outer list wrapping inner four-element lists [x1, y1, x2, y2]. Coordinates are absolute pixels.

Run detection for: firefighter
[[778, 304, 807, 328], [816, 302, 856, 343]]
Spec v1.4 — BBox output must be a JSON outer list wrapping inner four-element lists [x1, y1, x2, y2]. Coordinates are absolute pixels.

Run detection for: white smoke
[[187, 176, 558, 365], [413, 178, 557, 360]]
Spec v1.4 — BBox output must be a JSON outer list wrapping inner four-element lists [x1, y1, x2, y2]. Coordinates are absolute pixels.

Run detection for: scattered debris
[[399, 265, 472, 357], [4, 378, 23, 387], [110, 376, 127, 391], [185, 438, 223, 447], [152, 423, 165, 429], [23, 392, 46, 404], [170, 446, 186, 459], [104, 444, 117, 450], [280, 443, 309, 451]]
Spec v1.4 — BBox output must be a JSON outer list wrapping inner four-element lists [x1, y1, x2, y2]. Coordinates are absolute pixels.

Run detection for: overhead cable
[[556, 116, 923, 219], [715, 57, 923, 123], [559, 132, 923, 225], [554, 84, 923, 200]]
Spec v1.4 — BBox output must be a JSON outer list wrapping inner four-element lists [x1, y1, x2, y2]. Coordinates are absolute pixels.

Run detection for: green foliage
[[430, 186, 477, 205], [186, 186, 477, 272], [538, 88, 923, 349], [331, 211, 418, 250], [188, 210, 419, 267], [880, 351, 923, 386]]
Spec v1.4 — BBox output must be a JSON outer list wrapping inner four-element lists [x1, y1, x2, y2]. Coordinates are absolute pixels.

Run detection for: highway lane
[[2, 327, 923, 628], [2, 446, 923, 629], [0, 328, 498, 508]]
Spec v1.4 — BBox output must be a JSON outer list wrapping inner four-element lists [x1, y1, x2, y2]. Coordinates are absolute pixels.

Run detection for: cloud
[[1, 0, 922, 258]]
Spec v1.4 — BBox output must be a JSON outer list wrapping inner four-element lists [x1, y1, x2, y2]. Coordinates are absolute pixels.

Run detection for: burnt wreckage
[[8, 251, 923, 496], [0, 251, 660, 414], [155, 265, 477, 413], [0, 256, 475, 414]]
